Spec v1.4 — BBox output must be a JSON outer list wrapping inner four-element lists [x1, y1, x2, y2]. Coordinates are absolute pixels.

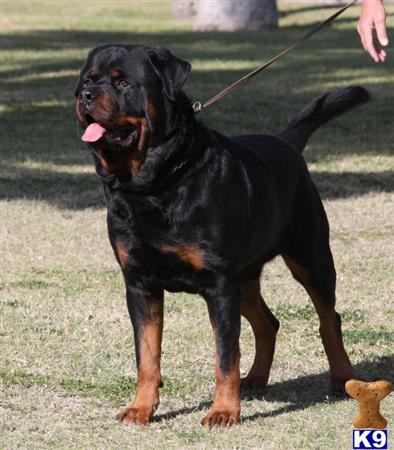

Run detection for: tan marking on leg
[[116, 297, 163, 426], [201, 349, 240, 427], [240, 278, 278, 389], [283, 256, 354, 391], [283, 257, 310, 286], [201, 310, 240, 427]]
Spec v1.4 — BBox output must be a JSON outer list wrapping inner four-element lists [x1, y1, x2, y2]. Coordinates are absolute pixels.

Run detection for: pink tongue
[[81, 123, 106, 143]]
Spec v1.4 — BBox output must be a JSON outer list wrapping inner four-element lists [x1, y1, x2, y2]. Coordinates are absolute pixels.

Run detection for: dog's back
[[209, 86, 370, 273]]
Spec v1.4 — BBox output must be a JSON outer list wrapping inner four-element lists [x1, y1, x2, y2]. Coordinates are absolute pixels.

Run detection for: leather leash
[[193, 0, 357, 114]]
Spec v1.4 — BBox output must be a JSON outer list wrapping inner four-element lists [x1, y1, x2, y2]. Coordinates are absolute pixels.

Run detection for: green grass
[[1, 2, 393, 449]]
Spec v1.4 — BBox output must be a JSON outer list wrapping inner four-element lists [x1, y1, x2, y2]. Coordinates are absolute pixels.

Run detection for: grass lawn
[[1, 1, 393, 449]]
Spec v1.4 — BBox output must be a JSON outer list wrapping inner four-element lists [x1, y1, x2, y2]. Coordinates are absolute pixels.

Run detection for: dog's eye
[[117, 80, 129, 88], [82, 79, 92, 88]]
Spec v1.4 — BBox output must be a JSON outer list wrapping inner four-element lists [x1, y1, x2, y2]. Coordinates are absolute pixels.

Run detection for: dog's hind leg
[[240, 278, 280, 390], [282, 198, 354, 394]]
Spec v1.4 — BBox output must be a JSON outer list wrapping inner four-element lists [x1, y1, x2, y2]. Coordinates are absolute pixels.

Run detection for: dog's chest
[[107, 194, 207, 284]]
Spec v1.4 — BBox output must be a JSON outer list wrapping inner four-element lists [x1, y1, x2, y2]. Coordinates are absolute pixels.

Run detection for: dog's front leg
[[202, 283, 241, 427], [116, 281, 164, 426]]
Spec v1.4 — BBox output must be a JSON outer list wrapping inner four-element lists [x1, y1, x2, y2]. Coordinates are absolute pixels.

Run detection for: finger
[[357, 22, 376, 58], [362, 27, 380, 62], [378, 49, 387, 63], [375, 19, 389, 47], [358, 28, 367, 52]]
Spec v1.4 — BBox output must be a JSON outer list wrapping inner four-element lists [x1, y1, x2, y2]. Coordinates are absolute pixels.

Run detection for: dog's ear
[[147, 47, 191, 101]]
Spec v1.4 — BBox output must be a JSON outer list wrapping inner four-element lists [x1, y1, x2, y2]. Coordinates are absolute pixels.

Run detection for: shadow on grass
[[1, 355, 392, 422], [2, 26, 393, 88], [1, 26, 393, 208], [153, 354, 394, 423], [0, 166, 105, 209], [2, 27, 393, 159], [0, 26, 368, 54], [1, 166, 393, 210], [2, 27, 392, 84], [311, 171, 394, 199]]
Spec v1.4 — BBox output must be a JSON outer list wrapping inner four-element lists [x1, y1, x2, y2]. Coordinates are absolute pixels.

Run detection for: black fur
[[278, 86, 370, 150], [75, 45, 369, 425]]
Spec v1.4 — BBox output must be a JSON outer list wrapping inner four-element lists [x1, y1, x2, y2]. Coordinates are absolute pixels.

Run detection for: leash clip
[[192, 101, 202, 114]]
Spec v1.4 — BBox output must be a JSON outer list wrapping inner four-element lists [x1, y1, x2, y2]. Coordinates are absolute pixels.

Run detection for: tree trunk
[[172, 1, 195, 20], [194, 0, 278, 31]]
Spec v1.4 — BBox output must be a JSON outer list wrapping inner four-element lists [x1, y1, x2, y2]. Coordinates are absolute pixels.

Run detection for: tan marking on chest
[[161, 244, 204, 271]]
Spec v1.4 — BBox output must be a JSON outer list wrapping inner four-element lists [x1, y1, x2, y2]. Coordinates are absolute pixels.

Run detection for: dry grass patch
[[1, 2, 393, 449]]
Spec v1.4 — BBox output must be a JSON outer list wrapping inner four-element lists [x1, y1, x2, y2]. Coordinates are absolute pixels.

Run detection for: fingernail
[[381, 38, 389, 46]]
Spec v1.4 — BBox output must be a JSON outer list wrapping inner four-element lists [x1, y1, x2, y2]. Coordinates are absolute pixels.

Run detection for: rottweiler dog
[[75, 45, 369, 427]]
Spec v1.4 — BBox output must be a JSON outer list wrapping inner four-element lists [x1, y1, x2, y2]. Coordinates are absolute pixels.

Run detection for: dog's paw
[[201, 408, 240, 428], [330, 375, 353, 396], [115, 405, 154, 426], [240, 375, 268, 391], [330, 367, 355, 396]]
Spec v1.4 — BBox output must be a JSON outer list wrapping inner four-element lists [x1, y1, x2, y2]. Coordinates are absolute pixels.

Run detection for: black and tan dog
[[75, 45, 369, 427]]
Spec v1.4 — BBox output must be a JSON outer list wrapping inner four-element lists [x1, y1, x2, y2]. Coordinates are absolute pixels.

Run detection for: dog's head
[[75, 45, 191, 159]]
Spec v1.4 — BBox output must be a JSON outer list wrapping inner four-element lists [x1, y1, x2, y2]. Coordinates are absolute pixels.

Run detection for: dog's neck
[[92, 93, 208, 194]]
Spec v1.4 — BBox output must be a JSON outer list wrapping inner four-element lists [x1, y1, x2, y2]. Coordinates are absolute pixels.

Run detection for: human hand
[[358, 0, 389, 62]]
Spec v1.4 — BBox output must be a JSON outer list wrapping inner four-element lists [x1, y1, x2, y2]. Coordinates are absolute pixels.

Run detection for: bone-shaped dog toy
[[345, 379, 393, 429]]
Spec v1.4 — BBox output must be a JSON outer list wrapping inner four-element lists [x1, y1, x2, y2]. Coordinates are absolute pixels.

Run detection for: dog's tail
[[277, 86, 370, 152]]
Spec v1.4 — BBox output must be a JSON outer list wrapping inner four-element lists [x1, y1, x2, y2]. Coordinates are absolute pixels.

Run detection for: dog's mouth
[[81, 115, 139, 148]]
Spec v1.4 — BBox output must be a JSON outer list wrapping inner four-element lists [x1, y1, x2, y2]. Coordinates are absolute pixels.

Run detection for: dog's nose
[[80, 90, 96, 105]]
